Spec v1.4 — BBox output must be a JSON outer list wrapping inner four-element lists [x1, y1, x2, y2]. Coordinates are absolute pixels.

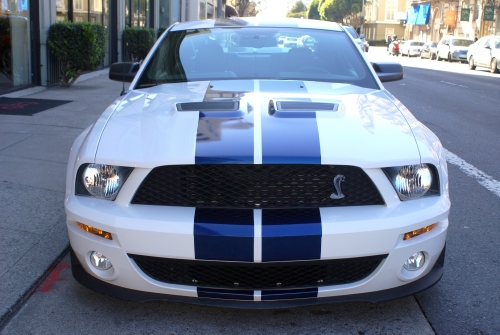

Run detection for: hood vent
[[269, 100, 339, 118], [177, 101, 239, 112], [277, 101, 338, 111]]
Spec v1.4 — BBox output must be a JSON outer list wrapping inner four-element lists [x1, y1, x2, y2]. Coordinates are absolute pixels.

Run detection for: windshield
[[344, 26, 359, 39], [452, 39, 473, 46], [136, 27, 377, 89]]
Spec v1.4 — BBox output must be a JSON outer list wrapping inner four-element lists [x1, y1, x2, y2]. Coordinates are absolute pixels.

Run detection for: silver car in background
[[342, 25, 366, 52], [436, 36, 473, 62], [400, 40, 425, 57], [467, 36, 500, 74]]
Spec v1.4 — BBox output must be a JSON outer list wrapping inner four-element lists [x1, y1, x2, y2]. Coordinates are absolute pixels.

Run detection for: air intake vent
[[177, 101, 239, 111], [277, 101, 338, 111]]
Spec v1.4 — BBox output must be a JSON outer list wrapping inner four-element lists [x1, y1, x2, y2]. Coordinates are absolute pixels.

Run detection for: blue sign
[[408, 4, 431, 25]]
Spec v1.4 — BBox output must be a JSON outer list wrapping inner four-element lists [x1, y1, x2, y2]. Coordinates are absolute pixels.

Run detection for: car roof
[[170, 17, 343, 32]]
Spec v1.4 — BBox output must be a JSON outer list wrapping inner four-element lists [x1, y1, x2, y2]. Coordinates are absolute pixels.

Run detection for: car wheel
[[468, 56, 476, 70], [431, 53, 436, 60], [448, 53, 452, 62], [491, 59, 499, 74]]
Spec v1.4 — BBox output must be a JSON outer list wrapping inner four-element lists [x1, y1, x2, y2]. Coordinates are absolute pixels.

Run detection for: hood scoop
[[269, 100, 339, 118], [177, 101, 245, 118], [177, 101, 239, 111]]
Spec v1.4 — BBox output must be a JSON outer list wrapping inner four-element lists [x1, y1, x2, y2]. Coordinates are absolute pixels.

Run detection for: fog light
[[403, 252, 425, 271], [90, 251, 112, 270]]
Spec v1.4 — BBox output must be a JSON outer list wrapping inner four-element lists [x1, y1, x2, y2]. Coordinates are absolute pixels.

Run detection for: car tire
[[491, 59, 499, 74], [468, 56, 476, 70], [431, 53, 436, 60], [448, 53, 452, 62]]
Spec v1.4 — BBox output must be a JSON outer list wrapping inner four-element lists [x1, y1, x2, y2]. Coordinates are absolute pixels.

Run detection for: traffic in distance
[[387, 35, 500, 74], [65, 18, 450, 308]]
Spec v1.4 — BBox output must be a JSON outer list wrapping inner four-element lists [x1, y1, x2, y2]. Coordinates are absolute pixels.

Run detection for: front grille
[[131, 165, 384, 208], [130, 255, 387, 290]]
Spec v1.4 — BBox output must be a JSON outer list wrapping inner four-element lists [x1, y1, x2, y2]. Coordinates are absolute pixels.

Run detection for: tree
[[307, 0, 323, 20], [319, 0, 362, 23], [287, 0, 307, 18], [291, 1, 307, 13], [228, 0, 266, 17]]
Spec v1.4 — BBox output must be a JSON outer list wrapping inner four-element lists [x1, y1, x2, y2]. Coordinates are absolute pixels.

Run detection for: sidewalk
[[0, 70, 124, 325]]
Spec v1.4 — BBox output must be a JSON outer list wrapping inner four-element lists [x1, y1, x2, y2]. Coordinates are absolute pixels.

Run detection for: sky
[[256, 0, 290, 19]]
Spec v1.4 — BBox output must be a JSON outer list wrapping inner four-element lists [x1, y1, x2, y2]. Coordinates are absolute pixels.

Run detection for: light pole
[[361, 0, 365, 34]]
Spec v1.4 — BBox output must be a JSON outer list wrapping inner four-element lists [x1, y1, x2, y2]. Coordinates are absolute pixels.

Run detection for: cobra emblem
[[330, 174, 345, 199]]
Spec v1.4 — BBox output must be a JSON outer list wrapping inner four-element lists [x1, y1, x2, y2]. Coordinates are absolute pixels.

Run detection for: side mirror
[[371, 62, 404, 82], [360, 34, 365, 39], [109, 62, 140, 83]]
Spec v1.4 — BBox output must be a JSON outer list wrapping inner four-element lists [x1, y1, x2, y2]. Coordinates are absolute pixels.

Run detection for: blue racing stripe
[[261, 288, 318, 300], [259, 81, 321, 164], [194, 209, 254, 262], [262, 209, 322, 262], [195, 80, 255, 164], [197, 288, 254, 301]]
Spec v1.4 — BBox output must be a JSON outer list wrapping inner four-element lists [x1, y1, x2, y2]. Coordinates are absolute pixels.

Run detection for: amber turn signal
[[77, 222, 112, 240], [403, 223, 438, 240]]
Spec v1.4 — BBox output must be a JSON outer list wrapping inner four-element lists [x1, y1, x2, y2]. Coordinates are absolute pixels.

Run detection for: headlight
[[75, 164, 133, 200], [383, 164, 439, 200]]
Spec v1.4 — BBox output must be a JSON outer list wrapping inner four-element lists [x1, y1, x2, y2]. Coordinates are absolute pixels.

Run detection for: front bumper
[[71, 245, 446, 308], [66, 172, 450, 307]]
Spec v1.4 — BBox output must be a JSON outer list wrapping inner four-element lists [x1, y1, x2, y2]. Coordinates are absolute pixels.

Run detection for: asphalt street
[[1, 47, 499, 334]]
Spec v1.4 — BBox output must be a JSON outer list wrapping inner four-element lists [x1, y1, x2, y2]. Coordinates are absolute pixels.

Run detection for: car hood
[[88, 80, 428, 169]]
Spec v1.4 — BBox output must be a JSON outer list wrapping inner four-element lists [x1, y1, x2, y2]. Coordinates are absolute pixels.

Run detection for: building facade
[[0, 0, 227, 94], [363, 0, 408, 41], [362, 0, 499, 42]]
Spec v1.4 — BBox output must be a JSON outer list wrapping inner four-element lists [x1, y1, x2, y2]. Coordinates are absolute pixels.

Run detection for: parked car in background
[[284, 36, 298, 48], [420, 42, 438, 60], [467, 36, 500, 73], [69, 17, 449, 308], [360, 33, 369, 52], [400, 40, 425, 57], [342, 25, 365, 52], [436, 36, 474, 62]]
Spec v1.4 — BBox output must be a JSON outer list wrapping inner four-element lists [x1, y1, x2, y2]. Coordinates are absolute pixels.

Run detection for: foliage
[[123, 26, 155, 62], [158, 27, 168, 38], [286, 11, 307, 18], [48, 21, 106, 87], [368, 39, 388, 46], [0, 18, 12, 80], [319, 0, 362, 23], [228, 0, 265, 17], [291, 1, 307, 13], [307, 0, 323, 20]]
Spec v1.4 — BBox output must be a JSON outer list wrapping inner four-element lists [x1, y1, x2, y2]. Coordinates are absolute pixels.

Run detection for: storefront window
[[56, 0, 69, 21], [0, 0, 31, 89], [90, 0, 103, 24], [126, 0, 149, 27], [199, 0, 206, 20]]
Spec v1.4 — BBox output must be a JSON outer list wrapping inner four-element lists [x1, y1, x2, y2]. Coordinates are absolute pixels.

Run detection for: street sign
[[483, 6, 494, 21], [460, 8, 470, 21]]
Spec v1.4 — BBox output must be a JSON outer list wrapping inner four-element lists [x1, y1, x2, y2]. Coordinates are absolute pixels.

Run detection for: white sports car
[[66, 18, 450, 307]]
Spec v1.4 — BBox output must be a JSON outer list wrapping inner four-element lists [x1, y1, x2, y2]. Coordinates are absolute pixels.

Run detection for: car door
[[475, 38, 489, 66]]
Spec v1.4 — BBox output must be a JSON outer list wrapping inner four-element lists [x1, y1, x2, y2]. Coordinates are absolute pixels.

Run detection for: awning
[[408, 4, 431, 25]]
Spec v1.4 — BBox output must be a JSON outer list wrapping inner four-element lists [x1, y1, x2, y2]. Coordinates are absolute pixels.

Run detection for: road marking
[[441, 81, 469, 88], [444, 148, 500, 198]]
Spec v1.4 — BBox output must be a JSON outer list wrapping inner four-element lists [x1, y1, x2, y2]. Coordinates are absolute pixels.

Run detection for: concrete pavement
[[0, 70, 123, 327]]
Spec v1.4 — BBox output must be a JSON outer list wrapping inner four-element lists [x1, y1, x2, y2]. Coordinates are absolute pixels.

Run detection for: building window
[[126, 0, 149, 27], [385, 0, 396, 21], [75, 0, 84, 10]]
